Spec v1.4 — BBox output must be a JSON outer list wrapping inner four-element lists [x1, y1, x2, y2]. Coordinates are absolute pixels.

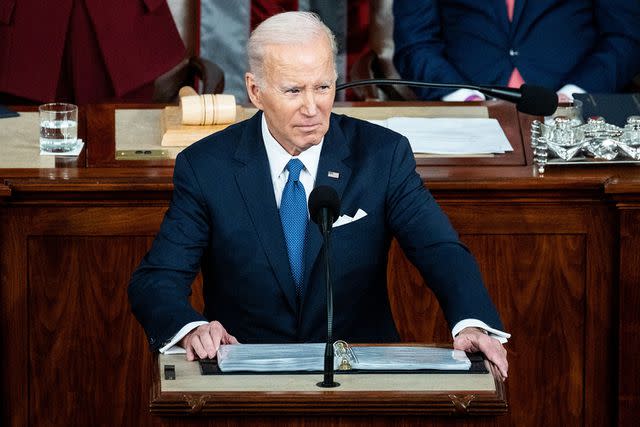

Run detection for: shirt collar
[[261, 113, 323, 180]]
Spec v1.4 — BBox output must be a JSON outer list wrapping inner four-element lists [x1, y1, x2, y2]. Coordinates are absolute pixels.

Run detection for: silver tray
[[531, 116, 640, 173]]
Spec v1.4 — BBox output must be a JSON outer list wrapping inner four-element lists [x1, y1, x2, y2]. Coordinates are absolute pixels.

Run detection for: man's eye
[[286, 88, 300, 94]]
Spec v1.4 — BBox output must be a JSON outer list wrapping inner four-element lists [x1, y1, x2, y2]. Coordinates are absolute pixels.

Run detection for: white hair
[[247, 11, 338, 85]]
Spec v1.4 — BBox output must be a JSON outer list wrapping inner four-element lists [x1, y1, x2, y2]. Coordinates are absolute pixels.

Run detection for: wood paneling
[[469, 234, 585, 426], [387, 198, 616, 427], [0, 206, 168, 427], [0, 189, 623, 426], [618, 208, 640, 426], [0, 210, 29, 427], [28, 236, 153, 426]]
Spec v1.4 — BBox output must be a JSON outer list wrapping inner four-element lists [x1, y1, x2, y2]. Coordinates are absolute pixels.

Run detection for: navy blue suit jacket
[[393, 0, 640, 100], [128, 112, 502, 351]]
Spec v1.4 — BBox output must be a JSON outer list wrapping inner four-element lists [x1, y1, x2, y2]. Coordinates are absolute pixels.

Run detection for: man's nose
[[300, 91, 317, 116]]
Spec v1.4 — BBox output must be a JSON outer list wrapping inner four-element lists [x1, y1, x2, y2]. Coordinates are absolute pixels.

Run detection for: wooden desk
[[83, 101, 525, 167], [1, 102, 638, 426]]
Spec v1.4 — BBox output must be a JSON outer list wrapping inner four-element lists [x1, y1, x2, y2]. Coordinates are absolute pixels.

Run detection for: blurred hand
[[180, 320, 239, 361], [454, 327, 508, 381]]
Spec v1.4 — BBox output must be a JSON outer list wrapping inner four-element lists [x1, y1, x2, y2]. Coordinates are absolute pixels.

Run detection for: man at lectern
[[128, 11, 510, 380]]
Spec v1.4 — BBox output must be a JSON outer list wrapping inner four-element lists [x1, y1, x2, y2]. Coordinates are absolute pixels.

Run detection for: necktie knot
[[286, 158, 304, 182]]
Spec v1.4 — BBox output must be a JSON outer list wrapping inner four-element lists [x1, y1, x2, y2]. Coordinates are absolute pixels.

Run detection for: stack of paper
[[348, 346, 471, 370], [370, 117, 513, 155], [215, 343, 471, 372]]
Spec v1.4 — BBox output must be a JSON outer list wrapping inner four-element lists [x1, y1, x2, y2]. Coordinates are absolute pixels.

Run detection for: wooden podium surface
[[152, 353, 506, 417], [1, 101, 639, 426]]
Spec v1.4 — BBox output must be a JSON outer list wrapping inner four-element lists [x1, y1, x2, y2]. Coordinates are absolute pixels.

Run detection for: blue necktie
[[280, 158, 308, 295]]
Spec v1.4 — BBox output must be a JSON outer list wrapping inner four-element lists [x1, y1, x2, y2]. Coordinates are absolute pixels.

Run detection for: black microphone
[[336, 78, 558, 116], [308, 186, 341, 388], [309, 186, 340, 234]]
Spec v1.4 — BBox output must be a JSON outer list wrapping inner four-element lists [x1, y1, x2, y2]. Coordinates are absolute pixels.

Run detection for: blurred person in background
[[0, 0, 184, 104], [393, 0, 640, 102]]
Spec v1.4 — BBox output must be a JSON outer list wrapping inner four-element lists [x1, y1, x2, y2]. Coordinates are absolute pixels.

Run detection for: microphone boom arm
[[335, 78, 559, 116], [336, 78, 521, 103]]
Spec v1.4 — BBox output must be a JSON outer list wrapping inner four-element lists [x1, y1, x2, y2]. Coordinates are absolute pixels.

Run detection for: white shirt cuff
[[452, 319, 511, 344], [159, 321, 209, 354], [442, 89, 486, 102], [557, 84, 586, 100]]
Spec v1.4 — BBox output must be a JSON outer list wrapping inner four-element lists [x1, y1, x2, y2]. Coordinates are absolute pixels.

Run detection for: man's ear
[[245, 72, 264, 110]]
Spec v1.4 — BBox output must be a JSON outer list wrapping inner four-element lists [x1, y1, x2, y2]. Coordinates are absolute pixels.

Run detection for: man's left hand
[[454, 327, 508, 381]]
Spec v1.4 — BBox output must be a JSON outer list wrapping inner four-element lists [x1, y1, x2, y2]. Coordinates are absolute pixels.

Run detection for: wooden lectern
[[150, 352, 507, 422]]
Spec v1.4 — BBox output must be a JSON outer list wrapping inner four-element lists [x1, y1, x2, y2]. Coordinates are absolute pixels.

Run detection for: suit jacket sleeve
[[393, 0, 468, 100], [385, 135, 503, 330], [566, 0, 640, 92], [128, 153, 209, 351]]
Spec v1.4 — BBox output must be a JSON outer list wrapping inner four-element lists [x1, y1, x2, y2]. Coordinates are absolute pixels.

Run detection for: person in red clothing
[[0, 0, 185, 104]]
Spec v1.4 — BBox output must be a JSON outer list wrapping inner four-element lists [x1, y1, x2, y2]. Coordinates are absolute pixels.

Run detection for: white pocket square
[[333, 209, 367, 228]]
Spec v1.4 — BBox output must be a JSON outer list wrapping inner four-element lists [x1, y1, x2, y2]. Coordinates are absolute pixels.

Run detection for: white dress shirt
[[261, 114, 323, 210]]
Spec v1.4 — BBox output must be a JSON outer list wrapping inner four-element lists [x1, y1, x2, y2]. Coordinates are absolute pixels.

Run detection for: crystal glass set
[[531, 114, 640, 173]]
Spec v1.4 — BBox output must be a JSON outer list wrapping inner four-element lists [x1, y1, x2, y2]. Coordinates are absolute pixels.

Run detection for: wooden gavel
[[179, 86, 237, 126]]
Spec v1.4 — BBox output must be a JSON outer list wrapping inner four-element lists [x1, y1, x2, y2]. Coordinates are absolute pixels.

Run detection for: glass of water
[[544, 99, 584, 127], [39, 103, 78, 152]]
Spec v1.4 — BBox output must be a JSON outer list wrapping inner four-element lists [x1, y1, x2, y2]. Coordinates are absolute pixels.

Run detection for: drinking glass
[[39, 103, 78, 152]]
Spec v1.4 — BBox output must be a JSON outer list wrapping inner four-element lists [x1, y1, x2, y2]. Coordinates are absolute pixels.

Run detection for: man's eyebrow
[[278, 83, 300, 90], [277, 81, 332, 91]]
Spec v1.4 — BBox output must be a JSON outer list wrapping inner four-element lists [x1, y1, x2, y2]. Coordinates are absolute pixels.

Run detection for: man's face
[[246, 35, 336, 155]]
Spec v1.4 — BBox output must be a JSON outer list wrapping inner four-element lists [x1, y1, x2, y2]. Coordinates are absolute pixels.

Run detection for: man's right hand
[[180, 320, 239, 361]]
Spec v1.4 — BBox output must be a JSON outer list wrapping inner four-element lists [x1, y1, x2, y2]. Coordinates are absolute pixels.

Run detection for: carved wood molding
[[183, 393, 211, 414], [448, 394, 477, 413]]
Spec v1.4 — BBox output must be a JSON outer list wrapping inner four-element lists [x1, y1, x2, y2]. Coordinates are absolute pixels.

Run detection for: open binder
[[199, 341, 488, 375]]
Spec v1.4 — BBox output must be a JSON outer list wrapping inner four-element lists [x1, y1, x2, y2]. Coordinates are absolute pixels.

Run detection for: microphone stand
[[317, 207, 339, 388]]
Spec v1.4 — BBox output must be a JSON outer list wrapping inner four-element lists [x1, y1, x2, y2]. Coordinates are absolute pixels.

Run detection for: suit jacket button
[[509, 49, 519, 56]]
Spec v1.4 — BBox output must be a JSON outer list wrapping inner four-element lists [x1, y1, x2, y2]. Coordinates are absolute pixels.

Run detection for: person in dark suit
[[393, 0, 640, 101], [0, 0, 184, 104], [128, 11, 509, 379]]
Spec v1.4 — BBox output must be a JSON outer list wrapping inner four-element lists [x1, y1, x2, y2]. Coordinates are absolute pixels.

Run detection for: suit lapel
[[234, 112, 298, 313], [301, 115, 352, 303], [494, 0, 510, 34], [497, 0, 526, 35], [510, 0, 526, 30]]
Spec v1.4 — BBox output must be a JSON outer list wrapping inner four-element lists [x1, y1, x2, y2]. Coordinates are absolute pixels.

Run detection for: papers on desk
[[370, 117, 513, 155], [215, 343, 471, 373]]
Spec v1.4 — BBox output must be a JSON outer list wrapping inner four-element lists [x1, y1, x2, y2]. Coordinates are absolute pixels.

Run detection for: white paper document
[[370, 117, 513, 155], [215, 343, 471, 372]]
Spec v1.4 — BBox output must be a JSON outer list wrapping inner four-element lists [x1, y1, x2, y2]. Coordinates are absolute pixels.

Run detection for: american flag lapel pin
[[328, 171, 340, 179]]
